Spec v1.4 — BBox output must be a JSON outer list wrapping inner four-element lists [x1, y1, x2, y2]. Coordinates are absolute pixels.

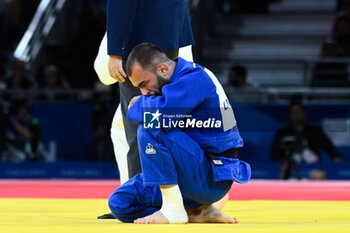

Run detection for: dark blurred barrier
[[235, 103, 350, 161], [24, 102, 350, 162], [0, 161, 118, 179], [30, 101, 117, 161], [0, 101, 348, 179], [252, 162, 350, 180]]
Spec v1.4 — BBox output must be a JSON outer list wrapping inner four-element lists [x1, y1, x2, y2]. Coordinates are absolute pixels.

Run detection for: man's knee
[[108, 174, 154, 222], [108, 189, 135, 223]]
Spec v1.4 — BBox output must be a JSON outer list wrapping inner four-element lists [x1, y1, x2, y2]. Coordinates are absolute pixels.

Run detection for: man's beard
[[155, 74, 169, 96]]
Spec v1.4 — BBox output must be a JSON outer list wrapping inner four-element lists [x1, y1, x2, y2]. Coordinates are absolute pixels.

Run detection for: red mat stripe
[[0, 180, 120, 199], [0, 180, 349, 200], [230, 180, 350, 201]]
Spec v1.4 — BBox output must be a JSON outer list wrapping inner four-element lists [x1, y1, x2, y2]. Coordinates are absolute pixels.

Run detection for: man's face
[[228, 70, 244, 87], [17, 106, 29, 121], [130, 62, 168, 96], [228, 70, 238, 83], [289, 105, 306, 126]]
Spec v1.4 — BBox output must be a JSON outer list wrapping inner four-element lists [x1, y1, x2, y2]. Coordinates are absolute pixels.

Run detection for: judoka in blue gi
[[108, 43, 251, 224]]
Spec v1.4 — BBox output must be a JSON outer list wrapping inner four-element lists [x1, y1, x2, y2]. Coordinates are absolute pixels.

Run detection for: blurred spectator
[[311, 38, 349, 86], [227, 66, 250, 88], [36, 64, 74, 101], [0, 99, 9, 159], [237, 0, 269, 14], [337, 0, 350, 14], [2, 101, 45, 162], [3, 59, 36, 90], [90, 90, 114, 161], [343, 0, 350, 15], [333, 13, 350, 56], [333, 13, 350, 35], [316, 2, 350, 87], [215, 0, 239, 16], [224, 65, 260, 103], [65, 0, 106, 88], [0, 52, 7, 79], [270, 102, 342, 180], [309, 169, 328, 180], [42, 44, 70, 78], [216, 0, 269, 15], [190, 0, 217, 60], [10, 0, 40, 43]]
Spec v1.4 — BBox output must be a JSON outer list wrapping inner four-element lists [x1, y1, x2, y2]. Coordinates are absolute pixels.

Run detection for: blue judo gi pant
[[108, 125, 250, 222]]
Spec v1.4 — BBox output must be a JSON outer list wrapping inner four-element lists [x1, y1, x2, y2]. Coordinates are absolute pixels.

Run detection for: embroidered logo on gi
[[145, 143, 156, 154], [144, 109, 162, 129], [212, 159, 224, 166]]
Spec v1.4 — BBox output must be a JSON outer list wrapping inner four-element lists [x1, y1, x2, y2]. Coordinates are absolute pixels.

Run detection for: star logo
[[144, 109, 162, 128], [150, 109, 162, 122]]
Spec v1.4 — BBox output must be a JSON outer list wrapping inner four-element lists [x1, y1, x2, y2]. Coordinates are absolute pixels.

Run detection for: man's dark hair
[[126, 43, 171, 76], [288, 102, 306, 114], [231, 66, 247, 79], [11, 99, 32, 115]]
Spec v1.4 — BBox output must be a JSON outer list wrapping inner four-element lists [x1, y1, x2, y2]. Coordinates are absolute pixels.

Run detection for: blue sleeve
[[127, 73, 216, 123], [107, 0, 137, 56], [127, 97, 143, 122]]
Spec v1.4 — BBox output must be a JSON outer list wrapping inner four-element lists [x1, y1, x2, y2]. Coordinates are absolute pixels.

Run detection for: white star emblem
[[150, 109, 162, 122]]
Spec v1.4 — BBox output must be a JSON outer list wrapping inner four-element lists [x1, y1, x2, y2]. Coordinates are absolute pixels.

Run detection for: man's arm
[[9, 117, 32, 139], [317, 128, 342, 162], [127, 73, 216, 123], [128, 95, 141, 109], [107, 0, 137, 81], [270, 130, 285, 162]]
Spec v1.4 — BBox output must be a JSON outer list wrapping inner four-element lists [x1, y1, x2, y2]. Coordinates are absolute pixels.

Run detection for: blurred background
[[0, 0, 349, 180]]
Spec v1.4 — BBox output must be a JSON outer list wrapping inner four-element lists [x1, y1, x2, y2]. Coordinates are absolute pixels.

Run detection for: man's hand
[[128, 95, 141, 109], [108, 55, 127, 83], [334, 157, 342, 163], [9, 116, 32, 139]]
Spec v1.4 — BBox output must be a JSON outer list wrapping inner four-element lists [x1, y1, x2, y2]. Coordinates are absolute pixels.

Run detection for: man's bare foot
[[213, 194, 229, 210], [134, 211, 170, 224], [187, 205, 239, 224]]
